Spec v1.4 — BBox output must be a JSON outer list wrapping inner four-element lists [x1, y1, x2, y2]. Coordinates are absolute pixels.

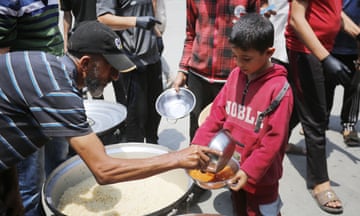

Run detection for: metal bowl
[[186, 157, 240, 190], [155, 88, 196, 120]]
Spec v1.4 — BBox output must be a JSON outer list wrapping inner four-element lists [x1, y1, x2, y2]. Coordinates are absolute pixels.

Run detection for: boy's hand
[[227, 169, 248, 191]]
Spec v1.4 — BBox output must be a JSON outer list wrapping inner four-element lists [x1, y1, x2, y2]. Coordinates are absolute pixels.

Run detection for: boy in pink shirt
[[192, 13, 293, 216]]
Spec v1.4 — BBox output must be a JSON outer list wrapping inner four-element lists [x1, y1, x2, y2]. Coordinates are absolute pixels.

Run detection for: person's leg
[[16, 148, 45, 216], [324, 62, 338, 123], [44, 137, 69, 176], [288, 51, 329, 186], [259, 196, 283, 216], [0, 166, 25, 216], [288, 50, 342, 212], [145, 60, 163, 144], [231, 189, 247, 216], [333, 54, 360, 146], [113, 69, 145, 143], [187, 72, 224, 140], [273, 56, 306, 155]]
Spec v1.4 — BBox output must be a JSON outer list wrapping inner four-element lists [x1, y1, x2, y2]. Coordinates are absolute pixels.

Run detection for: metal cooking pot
[[41, 143, 195, 216], [84, 100, 127, 136], [155, 88, 196, 122], [83, 100, 127, 145], [178, 214, 222, 216]]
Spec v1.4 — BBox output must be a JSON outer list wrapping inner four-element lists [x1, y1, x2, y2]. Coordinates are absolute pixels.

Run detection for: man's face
[[84, 56, 119, 98]]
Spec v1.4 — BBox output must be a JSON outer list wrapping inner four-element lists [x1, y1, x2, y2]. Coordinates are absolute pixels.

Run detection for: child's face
[[231, 46, 275, 79]]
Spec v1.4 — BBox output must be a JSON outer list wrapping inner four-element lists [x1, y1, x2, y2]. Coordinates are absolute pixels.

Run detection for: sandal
[[310, 189, 343, 214]]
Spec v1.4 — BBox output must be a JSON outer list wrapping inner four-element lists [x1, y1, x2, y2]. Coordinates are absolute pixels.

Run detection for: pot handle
[[166, 192, 194, 216], [167, 209, 178, 216]]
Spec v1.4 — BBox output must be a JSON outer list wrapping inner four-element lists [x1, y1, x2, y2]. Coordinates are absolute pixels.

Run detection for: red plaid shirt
[[179, 0, 260, 82]]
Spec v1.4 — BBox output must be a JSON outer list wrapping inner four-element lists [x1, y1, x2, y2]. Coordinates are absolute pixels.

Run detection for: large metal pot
[[41, 143, 195, 216], [84, 100, 127, 145], [84, 100, 127, 136]]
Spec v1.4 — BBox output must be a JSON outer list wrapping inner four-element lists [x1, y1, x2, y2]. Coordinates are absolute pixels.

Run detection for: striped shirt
[[0, 51, 92, 171], [0, 0, 63, 56]]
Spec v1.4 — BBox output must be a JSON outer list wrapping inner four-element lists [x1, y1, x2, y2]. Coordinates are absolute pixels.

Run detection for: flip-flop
[[309, 189, 343, 214], [285, 143, 306, 155]]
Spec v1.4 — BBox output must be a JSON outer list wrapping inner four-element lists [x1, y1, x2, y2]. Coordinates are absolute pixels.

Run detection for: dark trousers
[[187, 72, 225, 140], [112, 60, 163, 144], [287, 50, 329, 189], [326, 53, 360, 127], [271, 58, 300, 136], [0, 166, 24, 216]]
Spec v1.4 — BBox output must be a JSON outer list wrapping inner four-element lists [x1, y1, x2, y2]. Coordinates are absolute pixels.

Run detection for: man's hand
[[322, 55, 351, 85], [136, 16, 161, 30], [173, 145, 221, 170]]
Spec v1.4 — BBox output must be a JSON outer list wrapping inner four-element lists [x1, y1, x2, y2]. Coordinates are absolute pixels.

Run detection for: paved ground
[[99, 1, 360, 215]]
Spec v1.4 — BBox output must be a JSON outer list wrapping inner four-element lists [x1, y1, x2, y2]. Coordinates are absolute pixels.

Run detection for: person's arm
[[153, 0, 167, 35], [0, 47, 10, 54], [97, 13, 137, 31], [341, 10, 360, 71], [173, 0, 196, 91], [97, 12, 161, 31], [288, 0, 329, 61], [63, 10, 72, 53], [68, 133, 220, 185], [289, 0, 351, 85], [340, 11, 360, 39]]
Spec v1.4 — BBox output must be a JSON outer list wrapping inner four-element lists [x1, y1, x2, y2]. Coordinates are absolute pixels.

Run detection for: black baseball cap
[[67, 21, 136, 73]]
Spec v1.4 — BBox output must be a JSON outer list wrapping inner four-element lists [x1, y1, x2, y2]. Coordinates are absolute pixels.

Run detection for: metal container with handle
[[41, 143, 195, 216], [207, 130, 242, 173]]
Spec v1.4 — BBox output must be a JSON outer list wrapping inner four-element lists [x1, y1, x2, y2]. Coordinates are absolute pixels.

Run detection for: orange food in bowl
[[188, 165, 236, 183], [188, 169, 215, 182], [215, 165, 235, 181]]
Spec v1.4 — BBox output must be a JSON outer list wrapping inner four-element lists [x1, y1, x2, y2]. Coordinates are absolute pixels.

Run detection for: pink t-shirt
[[285, 0, 342, 53]]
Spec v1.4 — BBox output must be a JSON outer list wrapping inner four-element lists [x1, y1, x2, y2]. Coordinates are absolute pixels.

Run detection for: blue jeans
[[17, 137, 68, 216]]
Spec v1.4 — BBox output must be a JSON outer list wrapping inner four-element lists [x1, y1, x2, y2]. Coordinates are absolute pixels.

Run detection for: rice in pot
[[58, 175, 186, 216]]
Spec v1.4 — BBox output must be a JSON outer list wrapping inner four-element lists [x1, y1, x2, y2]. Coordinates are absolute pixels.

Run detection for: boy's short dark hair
[[229, 13, 274, 53]]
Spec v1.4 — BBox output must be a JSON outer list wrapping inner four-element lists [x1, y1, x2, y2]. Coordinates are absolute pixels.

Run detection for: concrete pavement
[[101, 1, 360, 215]]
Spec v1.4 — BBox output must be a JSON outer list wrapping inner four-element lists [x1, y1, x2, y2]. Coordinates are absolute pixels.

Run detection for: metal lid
[[84, 100, 127, 135]]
